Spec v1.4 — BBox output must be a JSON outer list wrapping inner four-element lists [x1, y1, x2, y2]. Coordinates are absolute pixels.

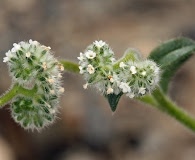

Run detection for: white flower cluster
[[3, 40, 64, 130], [78, 40, 119, 95], [118, 60, 160, 98], [78, 40, 160, 99]]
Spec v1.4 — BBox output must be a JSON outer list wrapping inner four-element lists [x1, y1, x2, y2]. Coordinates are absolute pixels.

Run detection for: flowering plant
[[1, 37, 195, 132]]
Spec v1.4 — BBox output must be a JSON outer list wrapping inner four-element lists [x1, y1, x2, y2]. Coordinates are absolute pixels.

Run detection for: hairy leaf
[[149, 37, 195, 93]]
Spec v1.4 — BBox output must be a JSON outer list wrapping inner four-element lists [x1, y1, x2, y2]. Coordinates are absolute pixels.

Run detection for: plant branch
[[60, 60, 79, 73], [139, 88, 195, 132], [0, 84, 37, 107], [0, 84, 19, 107]]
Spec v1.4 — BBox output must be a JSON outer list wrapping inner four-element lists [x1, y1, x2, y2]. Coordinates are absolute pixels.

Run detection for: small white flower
[[130, 66, 137, 74], [107, 87, 114, 94], [50, 90, 55, 94], [127, 92, 135, 98], [87, 64, 95, 74], [25, 52, 31, 58], [110, 57, 116, 63], [119, 62, 127, 69], [93, 40, 106, 48], [77, 52, 85, 61], [85, 50, 96, 59], [119, 82, 131, 93], [3, 51, 13, 63], [110, 77, 114, 83], [83, 83, 88, 89], [49, 109, 56, 114], [11, 43, 21, 52], [3, 57, 9, 63], [59, 87, 65, 93], [139, 87, 146, 95], [46, 46, 51, 50], [42, 62, 47, 70], [41, 45, 51, 50], [48, 78, 55, 84], [6, 50, 13, 57], [58, 73, 62, 78], [58, 64, 64, 71], [29, 39, 39, 45], [141, 71, 146, 76], [13, 43, 21, 49]]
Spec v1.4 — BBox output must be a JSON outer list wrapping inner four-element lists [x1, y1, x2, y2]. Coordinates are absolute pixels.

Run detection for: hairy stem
[[137, 94, 159, 107], [0, 84, 19, 107], [139, 88, 195, 132], [60, 60, 79, 73], [0, 84, 37, 107]]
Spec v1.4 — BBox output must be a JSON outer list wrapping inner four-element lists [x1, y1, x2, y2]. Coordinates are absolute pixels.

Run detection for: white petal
[[141, 71, 146, 76], [87, 64, 95, 74], [26, 52, 31, 58], [127, 92, 134, 98], [85, 50, 96, 59], [130, 66, 137, 74], [3, 57, 9, 63], [94, 40, 106, 48], [139, 87, 146, 94], [119, 62, 126, 68]]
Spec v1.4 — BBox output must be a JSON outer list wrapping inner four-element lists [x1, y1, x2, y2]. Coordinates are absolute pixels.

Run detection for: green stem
[[0, 84, 19, 107], [137, 94, 159, 107], [19, 85, 37, 97], [60, 60, 79, 73], [139, 88, 195, 131], [0, 84, 37, 107]]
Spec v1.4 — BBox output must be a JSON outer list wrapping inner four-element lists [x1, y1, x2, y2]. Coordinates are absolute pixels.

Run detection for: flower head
[[4, 40, 64, 130], [78, 40, 119, 95], [78, 40, 160, 109]]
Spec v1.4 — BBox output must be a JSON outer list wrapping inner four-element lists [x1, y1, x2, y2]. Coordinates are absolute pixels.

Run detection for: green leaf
[[105, 92, 123, 112], [148, 37, 195, 93]]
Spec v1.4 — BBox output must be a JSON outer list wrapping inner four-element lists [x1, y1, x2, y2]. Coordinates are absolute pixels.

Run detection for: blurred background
[[0, 0, 195, 159]]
